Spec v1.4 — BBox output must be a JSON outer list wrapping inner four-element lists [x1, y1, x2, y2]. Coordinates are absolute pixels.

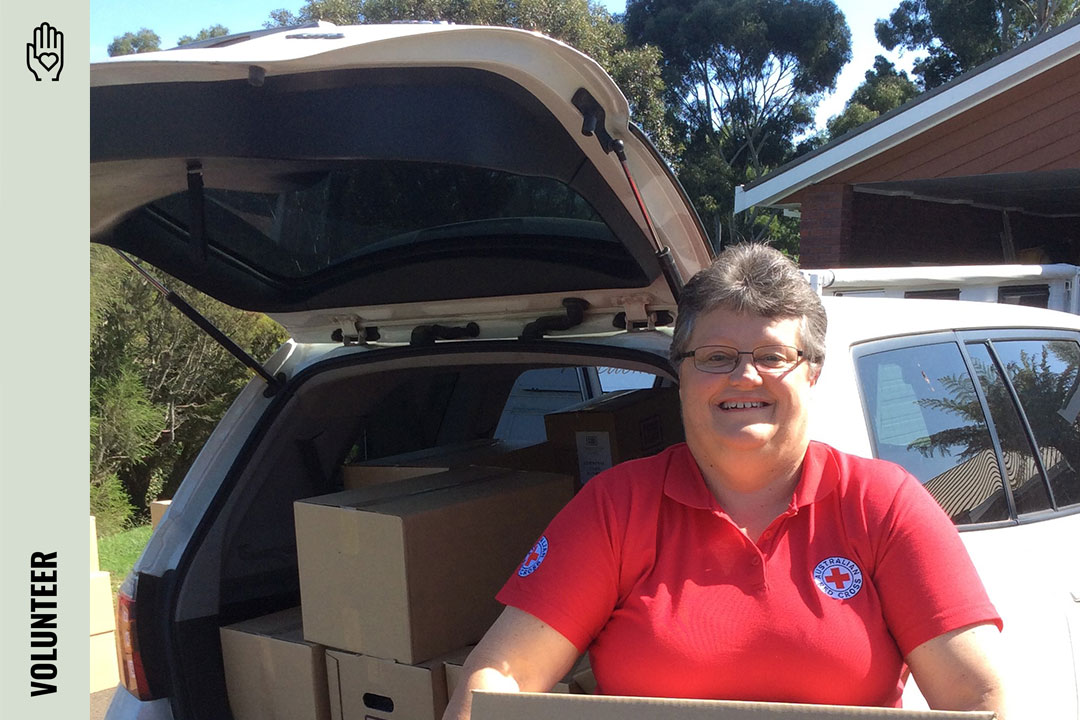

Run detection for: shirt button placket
[[748, 552, 766, 591]]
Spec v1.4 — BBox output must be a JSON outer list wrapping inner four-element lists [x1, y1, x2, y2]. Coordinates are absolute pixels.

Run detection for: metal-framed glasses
[[678, 344, 805, 374]]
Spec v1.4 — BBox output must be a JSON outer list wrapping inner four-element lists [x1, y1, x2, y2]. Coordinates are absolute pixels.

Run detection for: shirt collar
[[663, 444, 717, 510], [792, 440, 841, 508], [663, 440, 840, 510]]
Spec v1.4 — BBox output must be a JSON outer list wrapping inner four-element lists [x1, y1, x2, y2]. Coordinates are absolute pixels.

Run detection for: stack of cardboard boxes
[[218, 388, 686, 720], [90, 516, 121, 693], [220, 464, 578, 720]]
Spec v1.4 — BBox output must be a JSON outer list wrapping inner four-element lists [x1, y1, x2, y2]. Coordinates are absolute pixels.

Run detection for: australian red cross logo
[[813, 556, 863, 600], [518, 536, 549, 577]]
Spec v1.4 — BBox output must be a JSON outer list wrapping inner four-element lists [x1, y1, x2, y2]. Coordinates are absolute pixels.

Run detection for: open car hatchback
[[92, 22, 1080, 720]]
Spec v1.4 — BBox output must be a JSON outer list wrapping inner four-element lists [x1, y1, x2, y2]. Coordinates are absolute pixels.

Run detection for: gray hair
[[669, 243, 827, 369]]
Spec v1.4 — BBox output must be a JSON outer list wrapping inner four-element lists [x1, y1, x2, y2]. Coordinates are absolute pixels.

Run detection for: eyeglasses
[[678, 345, 805, 374]]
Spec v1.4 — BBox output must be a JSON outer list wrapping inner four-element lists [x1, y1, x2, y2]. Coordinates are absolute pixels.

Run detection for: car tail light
[[116, 587, 155, 700]]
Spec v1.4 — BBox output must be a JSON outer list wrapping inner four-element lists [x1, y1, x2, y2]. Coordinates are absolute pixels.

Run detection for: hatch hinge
[[520, 298, 589, 340], [612, 298, 674, 332], [330, 316, 379, 346]]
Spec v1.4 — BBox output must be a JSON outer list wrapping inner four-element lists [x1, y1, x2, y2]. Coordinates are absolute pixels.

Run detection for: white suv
[[91, 24, 1080, 720]]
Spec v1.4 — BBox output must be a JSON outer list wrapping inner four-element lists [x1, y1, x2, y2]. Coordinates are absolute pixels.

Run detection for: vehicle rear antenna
[[112, 249, 285, 396]]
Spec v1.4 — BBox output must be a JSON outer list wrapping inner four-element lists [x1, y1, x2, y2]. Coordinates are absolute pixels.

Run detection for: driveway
[[92, 688, 114, 720]]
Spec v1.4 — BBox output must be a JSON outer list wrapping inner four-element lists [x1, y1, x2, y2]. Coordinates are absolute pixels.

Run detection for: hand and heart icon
[[26, 22, 64, 81]]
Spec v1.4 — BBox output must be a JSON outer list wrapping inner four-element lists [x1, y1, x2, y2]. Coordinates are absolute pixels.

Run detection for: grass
[[97, 524, 154, 602]]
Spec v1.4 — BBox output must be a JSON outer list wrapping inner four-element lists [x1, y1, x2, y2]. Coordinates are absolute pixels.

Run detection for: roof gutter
[[734, 21, 1080, 214]]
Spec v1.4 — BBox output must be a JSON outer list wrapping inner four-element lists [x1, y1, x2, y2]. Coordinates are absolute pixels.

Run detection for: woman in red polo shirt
[[443, 243, 1006, 719]]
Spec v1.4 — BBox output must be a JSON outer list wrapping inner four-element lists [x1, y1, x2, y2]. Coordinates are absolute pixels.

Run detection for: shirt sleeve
[[496, 470, 626, 653], [870, 465, 1003, 657]]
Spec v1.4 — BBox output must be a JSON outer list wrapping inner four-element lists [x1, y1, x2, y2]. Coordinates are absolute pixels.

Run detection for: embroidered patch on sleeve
[[517, 536, 549, 577]]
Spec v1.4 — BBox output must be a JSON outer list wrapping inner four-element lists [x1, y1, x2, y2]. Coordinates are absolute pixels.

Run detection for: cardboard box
[[90, 570, 115, 636], [295, 467, 574, 664], [470, 692, 996, 719], [90, 630, 120, 692], [544, 388, 683, 483], [485, 442, 579, 478], [219, 607, 330, 720], [445, 652, 592, 697], [439, 645, 475, 698], [350, 441, 578, 483], [150, 500, 171, 529], [341, 464, 447, 490], [357, 440, 504, 468], [90, 516, 99, 572], [326, 649, 450, 720]]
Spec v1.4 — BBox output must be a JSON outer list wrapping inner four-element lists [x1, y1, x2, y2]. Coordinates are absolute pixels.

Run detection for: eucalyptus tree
[[826, 55, 920, 140], [876, 0, 1080, 88], [177, 24, 231, 45], [107, 28, 161, 56], [624, 0, 851, 248]]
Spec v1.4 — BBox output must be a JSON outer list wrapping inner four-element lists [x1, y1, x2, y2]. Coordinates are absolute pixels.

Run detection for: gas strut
[[572, 88, 684, 303], [113, 249, 285, 396]]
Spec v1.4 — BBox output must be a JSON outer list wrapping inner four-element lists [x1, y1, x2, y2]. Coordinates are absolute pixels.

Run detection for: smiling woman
[[444, 243, 1008, 720]]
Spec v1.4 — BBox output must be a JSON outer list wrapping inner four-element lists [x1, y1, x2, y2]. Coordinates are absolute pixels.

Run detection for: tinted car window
[[987, 339, 1080, 508], [597, 367, 658, 393], [149, 161, 625, 280], [856, 342, 1009, 524], [965, 343, 1053, 514], [494, 367, 589, 446]]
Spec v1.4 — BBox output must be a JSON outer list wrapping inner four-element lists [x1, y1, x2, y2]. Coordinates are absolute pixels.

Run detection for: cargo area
[[157, 345, 684, 720]]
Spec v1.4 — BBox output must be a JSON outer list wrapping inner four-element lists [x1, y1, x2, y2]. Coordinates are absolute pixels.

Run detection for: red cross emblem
[[824, 567, 851, 590], [518, 536, 549, 577], [813, 556, 863, 599]]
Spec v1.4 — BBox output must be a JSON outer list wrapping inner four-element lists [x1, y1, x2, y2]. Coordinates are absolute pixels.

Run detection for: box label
[[575, 431, 612, 483]]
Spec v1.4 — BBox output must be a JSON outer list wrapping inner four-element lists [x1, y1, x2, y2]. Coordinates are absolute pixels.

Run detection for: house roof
[[734, 16, 1080, 215]]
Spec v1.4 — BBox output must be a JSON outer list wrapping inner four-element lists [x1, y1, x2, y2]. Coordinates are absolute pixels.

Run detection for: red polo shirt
[[496, 442, 1001, 707]]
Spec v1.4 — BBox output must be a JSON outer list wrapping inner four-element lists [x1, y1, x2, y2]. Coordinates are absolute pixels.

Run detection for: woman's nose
[[728, 354, 763, 384]]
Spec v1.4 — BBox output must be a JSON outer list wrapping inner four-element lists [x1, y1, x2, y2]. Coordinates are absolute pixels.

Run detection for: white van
[[804, 264, 1080, 314]]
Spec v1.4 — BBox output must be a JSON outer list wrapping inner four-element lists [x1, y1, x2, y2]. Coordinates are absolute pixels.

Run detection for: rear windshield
[[148, 160, 623, 280]]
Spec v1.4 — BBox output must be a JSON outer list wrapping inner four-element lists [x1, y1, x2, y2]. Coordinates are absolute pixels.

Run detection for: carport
[[734, 17, 1080, 268]]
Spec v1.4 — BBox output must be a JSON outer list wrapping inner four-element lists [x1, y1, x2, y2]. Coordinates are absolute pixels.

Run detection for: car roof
[[822, 295, 1080, 347]]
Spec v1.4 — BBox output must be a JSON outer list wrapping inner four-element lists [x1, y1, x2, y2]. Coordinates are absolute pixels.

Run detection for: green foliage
[[624, 0, 850, 166], [90, 245, 288, 519], [107, 28, 161, 56], [825, 55, 920, 140], [875, 0, 1080, 88], [178, 24, 231, 45], [90, 473, 136, 538], [98, 524, 154, 597], [624, 0, 850, 246], [90, 364, 165, 478]]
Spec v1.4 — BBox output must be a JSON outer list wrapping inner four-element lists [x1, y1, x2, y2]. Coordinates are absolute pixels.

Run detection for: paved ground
[[91, 688, 115, 720]]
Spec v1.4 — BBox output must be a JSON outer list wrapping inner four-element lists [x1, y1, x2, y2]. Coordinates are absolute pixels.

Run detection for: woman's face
[[678, 306, 818, 462]]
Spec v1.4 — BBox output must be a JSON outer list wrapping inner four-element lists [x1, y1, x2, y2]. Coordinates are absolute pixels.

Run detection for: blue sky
[[89, 0, 919, 129]]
